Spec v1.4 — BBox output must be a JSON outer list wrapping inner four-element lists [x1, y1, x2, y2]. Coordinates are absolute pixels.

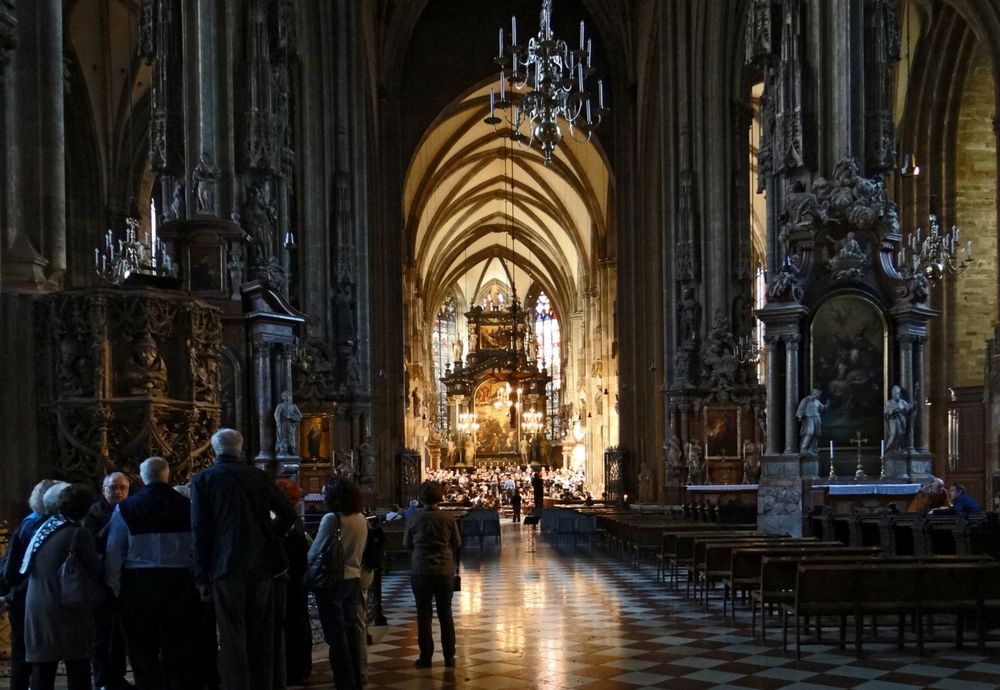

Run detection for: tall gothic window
[[534, 293, 562, 439], [749, 81, 767, 383], [432, 298, 458, 432]]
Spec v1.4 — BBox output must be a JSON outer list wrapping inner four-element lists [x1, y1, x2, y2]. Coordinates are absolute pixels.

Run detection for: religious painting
[[810, 294, 886, 445], [299, 414, 332, 462], [703, 406, 740, 458], [472, 380, 518, 454], [478, 324, 509, 350], [187, 243, 224, 293]]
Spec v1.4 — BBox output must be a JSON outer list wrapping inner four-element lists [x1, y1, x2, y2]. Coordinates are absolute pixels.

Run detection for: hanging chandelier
[[896, 212, 973, 283], [485, 0, 607, 166]]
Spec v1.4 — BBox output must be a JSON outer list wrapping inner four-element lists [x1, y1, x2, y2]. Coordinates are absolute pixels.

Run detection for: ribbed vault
[[404, 82, 612, 322]]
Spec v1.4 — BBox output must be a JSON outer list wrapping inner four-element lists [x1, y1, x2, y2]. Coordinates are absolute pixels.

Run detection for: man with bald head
[[105, 457, 196, 689], [85, 471, 132, 690]]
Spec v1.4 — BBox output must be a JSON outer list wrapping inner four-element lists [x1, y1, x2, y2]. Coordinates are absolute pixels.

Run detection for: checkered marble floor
[[295, 524, 1000, 689]]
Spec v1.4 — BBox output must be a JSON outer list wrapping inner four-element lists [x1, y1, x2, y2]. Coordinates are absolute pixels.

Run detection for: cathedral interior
[[1, 0, 999, 536]]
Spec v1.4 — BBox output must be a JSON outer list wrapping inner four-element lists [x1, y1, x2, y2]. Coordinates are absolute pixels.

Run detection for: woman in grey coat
[[22, 483, 102, 690], [403, 481, 461, 668]]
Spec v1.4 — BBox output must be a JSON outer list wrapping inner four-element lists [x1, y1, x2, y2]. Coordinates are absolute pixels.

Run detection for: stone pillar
[[253, 339, 274, 462], [897, 333, 915, 450], [913, 335, 926, 451], [783, 334, 800, 455], [764, 335, 782, 456]]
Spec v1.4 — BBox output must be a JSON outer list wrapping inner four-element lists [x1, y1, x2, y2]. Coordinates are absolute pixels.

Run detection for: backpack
[[304, 513, 345, 592]]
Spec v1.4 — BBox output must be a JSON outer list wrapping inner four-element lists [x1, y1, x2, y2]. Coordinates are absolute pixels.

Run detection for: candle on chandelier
[[579, 20, 585, 50], [94, 248, 99, 267], [489, 88, 495, 115], [598, 80, 604, 109], [587, 39, 592, 68], [499, 27, 504, 58], [511, 15, 517, 45], [499, 70, 506, 100]]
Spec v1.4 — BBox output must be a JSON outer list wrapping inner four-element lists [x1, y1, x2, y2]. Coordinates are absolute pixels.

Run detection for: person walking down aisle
[[23, 484, 103, 690], [404, 481, 462, 668], [191, 429, 297, 690]]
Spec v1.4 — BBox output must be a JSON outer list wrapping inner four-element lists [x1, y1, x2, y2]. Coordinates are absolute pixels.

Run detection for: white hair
[[103, 472, 128, 490], [211, 428, 244, 456], [140, 456, 170, 485], [28, 479, 58, 515], [42, 482, 71, 516]]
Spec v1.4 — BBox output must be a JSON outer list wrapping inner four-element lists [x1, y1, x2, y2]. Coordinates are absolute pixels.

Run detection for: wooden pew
[[655, 524, 757, 586]]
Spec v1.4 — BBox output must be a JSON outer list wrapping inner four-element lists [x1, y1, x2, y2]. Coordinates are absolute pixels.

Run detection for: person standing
[[274, 478, 312, 687], [510, 488, 521, 523], [23, 484, 102, 690], [404, 481, 461, 668], [531, 472, 544, 515], [0, 479, 59, 690], [104, 457, 198, 689], [85, 472, 132, 690], [191, 429, 297, 690]]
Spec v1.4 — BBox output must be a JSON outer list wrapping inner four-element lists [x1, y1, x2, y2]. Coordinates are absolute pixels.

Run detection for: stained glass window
[[432, 298, 458, 432], [534, 293, 562, 440]]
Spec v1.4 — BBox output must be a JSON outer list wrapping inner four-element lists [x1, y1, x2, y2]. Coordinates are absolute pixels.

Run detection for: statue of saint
[[451, 340, 463, 362], [667, 433, 684, 474], [273, 391, 302, 456], [125, 333, 168, 397], [795, 388, 826, 454], [677, 288, 700, 344], [685, 440, 704, 485], [827, 231, 868, 279], [447, 436, 457, 463], [242, 181, 276, 264], [884, 384, 911, 452], [193, 151, 218, 215], [358, 441, 376, 492], [742, 440, 762, 483], [636, 462, 654, 503]]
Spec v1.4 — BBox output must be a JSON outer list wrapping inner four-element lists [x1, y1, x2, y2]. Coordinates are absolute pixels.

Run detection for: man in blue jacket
[[105, 456, 197, 689]]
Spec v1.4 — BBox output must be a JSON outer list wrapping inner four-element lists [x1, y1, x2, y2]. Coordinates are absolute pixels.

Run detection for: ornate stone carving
[[293, 337, 338, 402], [274, 391, 302, 456], [685, 440, 705, 485], [826, 231, 869, 280], [700, 313, 742, 401], [676, 287, 701, 345], [193, 151, 218, 216], [768, 255, 803, 303], [780, 158, 899, 239], [744, 0, 775, 67], [864, 0, 900, 172]]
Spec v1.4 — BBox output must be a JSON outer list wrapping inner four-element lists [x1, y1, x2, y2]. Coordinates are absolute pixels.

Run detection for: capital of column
[[252, 338, 274, 357], [782, 333, 801, 346], [895, 332, 919, 345]]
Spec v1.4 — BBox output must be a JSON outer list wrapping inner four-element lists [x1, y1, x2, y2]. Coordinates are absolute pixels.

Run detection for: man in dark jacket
[[191, 429, 297, 690], [105, 457, 197, 689], [85, 472, 132, 690]]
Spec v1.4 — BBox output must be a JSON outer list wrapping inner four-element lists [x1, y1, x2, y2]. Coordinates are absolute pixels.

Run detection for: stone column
[[784, 334, 800, 455], [253, 339, 274, 461], [912, 335, 926, 451], [764, 335, 782, 456], [897, 333, 915, 450]]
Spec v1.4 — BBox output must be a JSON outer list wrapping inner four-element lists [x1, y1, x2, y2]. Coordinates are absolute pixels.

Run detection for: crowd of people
[[421, 465, 590, 513], [0, 428, 384, 690]]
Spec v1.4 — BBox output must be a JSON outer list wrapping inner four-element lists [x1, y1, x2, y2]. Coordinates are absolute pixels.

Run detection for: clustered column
[[783, 334, 800, 455], [764, 335, 782, 456]]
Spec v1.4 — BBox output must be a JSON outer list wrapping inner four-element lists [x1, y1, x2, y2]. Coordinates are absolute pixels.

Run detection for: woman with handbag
[[21, 483, 102, 690], [403, 481, 462, 668], [307, 476, 367, 690]]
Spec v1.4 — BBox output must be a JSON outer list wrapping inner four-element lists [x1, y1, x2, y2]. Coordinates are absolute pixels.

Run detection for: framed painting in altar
[[186, 243, 225, 294], [810, 294, 887, 445], [299, 413, 332, 462], [703, 406, 741, 458]]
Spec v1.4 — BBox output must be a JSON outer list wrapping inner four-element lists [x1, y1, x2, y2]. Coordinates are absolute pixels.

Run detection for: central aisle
[[304, 523, 998, 689]]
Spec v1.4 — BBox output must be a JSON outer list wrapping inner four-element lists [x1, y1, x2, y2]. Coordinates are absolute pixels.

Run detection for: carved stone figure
[[677, 287, 700, 344], [673, 349, 691, 382], [742, 440, 762, 483], [226, 251, 245, 299], [827, 231, 868, 279], [700, 314, 741, 396], [768, 255, 804, 302], [345, 354, 363, 391], [193, 151, 218, 215], [685, 440, 704, 485], [58, 336, 87, 396], [358, 441, 376, 493], [451, 339, 463, 362], [636, 462, 654, 503], [125, 333, 169, 397], [273, 391, 302, 456], [332, 283, 356, 345], [242, 180, 276, 264], [884, 384, 911, 452], [168, 182, 185, 221], [795, 388, 826, 454]]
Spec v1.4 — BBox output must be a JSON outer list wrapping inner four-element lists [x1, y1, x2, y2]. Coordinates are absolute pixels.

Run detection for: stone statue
[[667, 433, 684, 475], [742, 440, 762, 483], [273, 391, 302, 456], [673, 349, 691, 381], [168, 182, 185, 221], [768, 255, 804, 302], [410, 388, 421, 418], [242, 180, 276, 264], [358, 441, 376, 493], [451, 340, 463, 362], [447, 436, 457, 463], [125, 333, 169, 397], [58, 336, 87, 396], [193, 150, 218, 215], [827, 231, 868, 279], [677, 287, 700, 344], [795, 388, 826, 454], [636, 462, 654, 503], [226, 251, 245, 299], [519, 437, 529, 461], [884, 384, 911, 452], [685, 440, 704, 485]]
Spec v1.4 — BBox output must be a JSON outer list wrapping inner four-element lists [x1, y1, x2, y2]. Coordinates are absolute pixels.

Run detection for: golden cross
[[851, 431, 868, 457]]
